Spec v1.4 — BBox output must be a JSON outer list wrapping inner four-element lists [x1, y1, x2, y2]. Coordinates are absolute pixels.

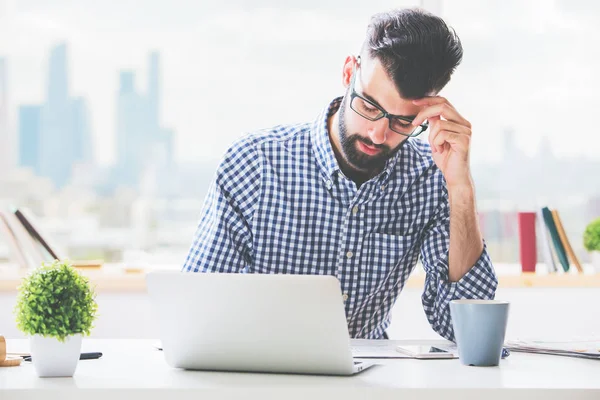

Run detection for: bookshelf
[[405, 272, 600, 289], [0, 264, 599, 292]]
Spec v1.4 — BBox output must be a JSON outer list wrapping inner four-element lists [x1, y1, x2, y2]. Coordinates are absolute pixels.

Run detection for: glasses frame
[[349, 57, 429, 137]]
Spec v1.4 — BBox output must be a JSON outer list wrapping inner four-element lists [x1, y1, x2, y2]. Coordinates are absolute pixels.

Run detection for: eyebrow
[[360, 89, 417, 119]]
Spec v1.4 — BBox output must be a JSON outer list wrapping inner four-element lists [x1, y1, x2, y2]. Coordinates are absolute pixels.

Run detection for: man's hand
[[411, 97, 472, 189], [411, 96, 482, 282]]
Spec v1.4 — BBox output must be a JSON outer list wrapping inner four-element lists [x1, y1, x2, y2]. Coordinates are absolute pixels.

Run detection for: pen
[[22, 352, 103, 362]]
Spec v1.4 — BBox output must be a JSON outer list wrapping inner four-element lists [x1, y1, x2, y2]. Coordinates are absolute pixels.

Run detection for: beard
[[337, 93, 405, 173]]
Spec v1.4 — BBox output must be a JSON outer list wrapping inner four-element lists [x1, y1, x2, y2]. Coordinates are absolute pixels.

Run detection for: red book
[[518, 212, 537, 273]]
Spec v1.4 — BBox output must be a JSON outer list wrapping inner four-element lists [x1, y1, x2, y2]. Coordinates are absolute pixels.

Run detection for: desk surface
[[2, 339, 600, 400]]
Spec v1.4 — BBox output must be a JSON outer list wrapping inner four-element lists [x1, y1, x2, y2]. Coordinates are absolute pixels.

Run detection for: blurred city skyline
[[3, 43, 175, 190], [0, 0, 599, 167], [0, 0, 599, 267]]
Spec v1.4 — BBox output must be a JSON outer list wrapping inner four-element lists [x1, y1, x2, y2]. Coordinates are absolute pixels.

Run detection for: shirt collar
[[310, 97, 342, 179], [310, 97, 410, 181]]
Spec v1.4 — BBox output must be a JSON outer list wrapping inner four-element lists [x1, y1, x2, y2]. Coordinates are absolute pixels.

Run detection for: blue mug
[[449, 299, 510, 366]]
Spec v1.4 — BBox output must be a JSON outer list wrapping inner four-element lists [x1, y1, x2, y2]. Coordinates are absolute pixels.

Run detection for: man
[[182, 8, 498, 341]]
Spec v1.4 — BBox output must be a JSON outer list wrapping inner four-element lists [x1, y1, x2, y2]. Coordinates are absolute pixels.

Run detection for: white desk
[[2, 339, 599, 400]]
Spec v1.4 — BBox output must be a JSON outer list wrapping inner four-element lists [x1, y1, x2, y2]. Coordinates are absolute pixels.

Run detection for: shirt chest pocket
[[359, 233, 416, 298]]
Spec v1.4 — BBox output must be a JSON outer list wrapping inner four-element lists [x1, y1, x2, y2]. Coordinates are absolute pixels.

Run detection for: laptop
[[146, 271, 376, 375]]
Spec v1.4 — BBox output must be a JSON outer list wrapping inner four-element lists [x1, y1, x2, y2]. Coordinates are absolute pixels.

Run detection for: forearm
[[448, 180, 484, 282]]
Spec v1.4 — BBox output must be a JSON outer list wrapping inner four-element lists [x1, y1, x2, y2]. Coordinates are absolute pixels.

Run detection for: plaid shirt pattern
[[183, 97, 498, 341]]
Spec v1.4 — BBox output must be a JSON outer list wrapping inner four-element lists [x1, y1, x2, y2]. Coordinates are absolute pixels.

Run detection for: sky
[[1, 0, 599, 166]]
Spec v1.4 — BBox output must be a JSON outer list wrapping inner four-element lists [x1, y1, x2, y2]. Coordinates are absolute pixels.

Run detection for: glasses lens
[[390, 117, 420, 136], [350, 96, 382, 120]]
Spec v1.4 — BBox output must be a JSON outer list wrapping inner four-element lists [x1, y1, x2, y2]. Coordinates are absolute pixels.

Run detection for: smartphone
[[396, 345, 456, 359]]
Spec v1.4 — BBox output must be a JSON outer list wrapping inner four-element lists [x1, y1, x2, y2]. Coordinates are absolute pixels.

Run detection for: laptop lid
[[146, 271, 356, 375]]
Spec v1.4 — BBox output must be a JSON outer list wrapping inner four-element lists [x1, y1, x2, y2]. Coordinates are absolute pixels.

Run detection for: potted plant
[[14, 260, 98, 377], [584, 217, 600, 273]]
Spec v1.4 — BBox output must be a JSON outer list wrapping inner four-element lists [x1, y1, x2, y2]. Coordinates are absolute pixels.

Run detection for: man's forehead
[[358, 55, 418, 113], [359, 56, 391, 87]]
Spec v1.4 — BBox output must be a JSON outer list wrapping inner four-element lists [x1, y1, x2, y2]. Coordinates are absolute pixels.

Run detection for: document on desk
[[350, 340, 411, 359], [506, 338, 600, 360]]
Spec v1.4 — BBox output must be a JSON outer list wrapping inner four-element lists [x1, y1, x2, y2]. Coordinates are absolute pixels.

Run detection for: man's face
[[337, 56, 425, 173]]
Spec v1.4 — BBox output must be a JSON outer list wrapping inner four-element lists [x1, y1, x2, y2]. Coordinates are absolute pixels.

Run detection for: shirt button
[[342, 293, 349, 301], [346, 251, 353, 259], [352, 205, 359, 215], [381, 185, 386, 191], [325, 180, 333, 190]]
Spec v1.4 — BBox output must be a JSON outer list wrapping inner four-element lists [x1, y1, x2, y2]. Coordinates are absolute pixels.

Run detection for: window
[[1, 1, 598, 267]]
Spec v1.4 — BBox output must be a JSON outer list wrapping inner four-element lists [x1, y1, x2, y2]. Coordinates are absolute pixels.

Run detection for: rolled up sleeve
[[420, 190, 498, 342]]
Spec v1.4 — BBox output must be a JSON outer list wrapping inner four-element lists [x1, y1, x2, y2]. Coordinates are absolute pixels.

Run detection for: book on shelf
[[541, 206, 570, 272], [551, 209, 584, 273], [0, 211, 32, 269], [536, 209, 558, 273], [0, 209, 46, 269], [522, 207, 583, 274], [0, 206, 102, 269], [517, 212, 537, 273], [12, 206, 65, 261]]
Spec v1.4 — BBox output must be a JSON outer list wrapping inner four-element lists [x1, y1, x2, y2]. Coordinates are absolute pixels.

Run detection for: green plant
[[14, 260, 98, 342], [584, 217, 600, 252]]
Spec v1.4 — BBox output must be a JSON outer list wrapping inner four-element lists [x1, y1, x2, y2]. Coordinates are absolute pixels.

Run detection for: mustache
[[353, 136, 388, 151]]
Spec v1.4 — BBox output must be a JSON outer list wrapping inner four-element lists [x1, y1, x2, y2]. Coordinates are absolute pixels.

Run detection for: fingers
[[428, 119, 471, 153], [430, 130, 471, 156], [433, 130, 470, 149], [411, 97, 470, 129]]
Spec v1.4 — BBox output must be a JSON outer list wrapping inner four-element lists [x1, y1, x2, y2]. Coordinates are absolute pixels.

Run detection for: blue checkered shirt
[[183, 97, 498, 341]]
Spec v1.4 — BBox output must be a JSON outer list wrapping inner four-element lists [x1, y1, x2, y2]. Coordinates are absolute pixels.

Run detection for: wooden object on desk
[[0, 336, 22, 367], [123, 267, 145, 274], [72, 260, 103, 269]]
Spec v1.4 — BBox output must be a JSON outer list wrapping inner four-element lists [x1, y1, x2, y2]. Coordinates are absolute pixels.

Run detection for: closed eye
[[363, 103, 378, 112], [392, 119, 412, 128]]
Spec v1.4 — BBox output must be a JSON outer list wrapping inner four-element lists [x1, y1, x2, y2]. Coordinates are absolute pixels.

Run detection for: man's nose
[[367, 119, 388, 145]]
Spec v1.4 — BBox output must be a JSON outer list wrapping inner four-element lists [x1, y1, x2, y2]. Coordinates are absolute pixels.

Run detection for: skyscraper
[[115, 52, 174, 189], [35, 42, 93, 188], [39, 43, 73, 188], [71, 96, 93, 165], [148, 52, 160, 130], [116, 70, 145, 186], [47, 43, 68, 105], [18, 105, 42, 174], [147, 52, 174, 168]]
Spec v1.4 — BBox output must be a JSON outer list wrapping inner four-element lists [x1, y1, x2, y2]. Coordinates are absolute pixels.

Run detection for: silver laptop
[[146, 271, 375, 375]]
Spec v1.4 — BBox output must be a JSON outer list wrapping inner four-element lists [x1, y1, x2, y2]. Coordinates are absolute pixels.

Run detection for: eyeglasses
[[349, 57, 428, 137]]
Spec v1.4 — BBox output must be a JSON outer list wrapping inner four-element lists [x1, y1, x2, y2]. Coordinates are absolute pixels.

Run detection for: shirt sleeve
[[181, 137, 262, 273], [420, 184, 498, 342]]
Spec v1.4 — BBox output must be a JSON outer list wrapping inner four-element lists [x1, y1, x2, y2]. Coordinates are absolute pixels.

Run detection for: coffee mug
[[449, 299, 510, 366]]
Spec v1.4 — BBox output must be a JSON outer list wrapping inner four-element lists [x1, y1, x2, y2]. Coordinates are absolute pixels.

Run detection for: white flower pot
[[30, 334, 82, 377], [592, 252, 600, 273]]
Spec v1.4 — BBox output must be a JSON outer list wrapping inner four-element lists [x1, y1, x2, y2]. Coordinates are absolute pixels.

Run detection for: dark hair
[[363, 8, 463, 99]]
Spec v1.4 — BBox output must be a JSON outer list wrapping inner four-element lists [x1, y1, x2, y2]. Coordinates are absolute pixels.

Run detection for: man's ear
[[342, 55, 356, 89]]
